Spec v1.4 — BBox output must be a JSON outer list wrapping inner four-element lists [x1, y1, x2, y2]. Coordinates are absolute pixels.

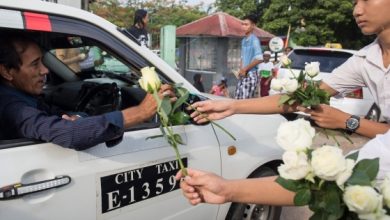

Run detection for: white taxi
[[0, 1, 286, 220]]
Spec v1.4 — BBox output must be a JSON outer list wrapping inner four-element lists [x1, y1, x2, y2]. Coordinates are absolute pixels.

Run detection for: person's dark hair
[[193, 74, 202, 83], [242, 14, 258, 24], [133, 9, 148, 28], [0, 34, 36, 72]]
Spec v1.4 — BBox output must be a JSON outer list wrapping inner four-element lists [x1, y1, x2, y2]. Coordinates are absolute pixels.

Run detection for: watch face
[[347, 118, 359, 130]]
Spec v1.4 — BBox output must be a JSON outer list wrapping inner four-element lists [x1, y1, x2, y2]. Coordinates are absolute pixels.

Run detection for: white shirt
[[357, 130, 390, 180], [258, 62, 274, 72], [324, 39, 390, 122]]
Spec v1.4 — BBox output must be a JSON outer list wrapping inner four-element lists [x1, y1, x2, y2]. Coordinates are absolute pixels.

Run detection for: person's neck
[[378, 28, 390, 68], [245, 31, 253, 37], [378, 28, 390, 53]]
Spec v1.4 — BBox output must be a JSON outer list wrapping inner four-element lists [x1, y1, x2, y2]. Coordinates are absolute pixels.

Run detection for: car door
[[0, 7, 221, 220]]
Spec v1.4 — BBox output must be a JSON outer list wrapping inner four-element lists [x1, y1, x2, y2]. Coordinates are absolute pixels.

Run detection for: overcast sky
[[186, 0, 215, 6]]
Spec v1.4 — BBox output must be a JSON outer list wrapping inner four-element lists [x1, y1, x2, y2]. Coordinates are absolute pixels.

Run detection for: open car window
[[47, 35, 136, 84]]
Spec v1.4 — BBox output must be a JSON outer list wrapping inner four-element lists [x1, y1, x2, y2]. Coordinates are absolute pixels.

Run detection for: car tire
[[225, 167, 282, 220]]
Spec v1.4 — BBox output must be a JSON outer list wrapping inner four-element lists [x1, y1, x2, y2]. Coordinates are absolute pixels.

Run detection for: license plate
[[100, 158, 187, 213]]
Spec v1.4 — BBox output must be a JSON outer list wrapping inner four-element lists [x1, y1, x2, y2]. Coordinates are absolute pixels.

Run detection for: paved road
[[280, 128, 370, 220]]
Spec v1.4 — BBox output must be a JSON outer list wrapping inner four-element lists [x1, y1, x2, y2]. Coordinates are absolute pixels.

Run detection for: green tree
[[215, 0, 374, 49], [215, 0, 270, 21]]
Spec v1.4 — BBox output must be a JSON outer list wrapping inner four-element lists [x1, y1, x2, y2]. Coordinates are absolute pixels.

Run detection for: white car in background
[[0, 1, 286, 220], [275, 47, 377, 119]]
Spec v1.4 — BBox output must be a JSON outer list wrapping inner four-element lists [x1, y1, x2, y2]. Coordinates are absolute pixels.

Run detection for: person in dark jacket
[[0, 34, 173, 150], [193, 74, 205, 92], [128, 9, 149, 47]]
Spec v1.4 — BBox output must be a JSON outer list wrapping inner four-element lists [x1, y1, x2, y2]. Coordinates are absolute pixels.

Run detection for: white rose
[[311, 145, 347, 181], [282, 78, 298, 93], [276, 118, 315, 152], [344, 185, 381, 216], [280, 55, 292, 66], [138, 67, 161, 93], [271, 78, 283, 91], [278, 151, 311, 180], [304, 62, 320, 78], [336, 159, 355, 188], [380, 173, 390, 208]]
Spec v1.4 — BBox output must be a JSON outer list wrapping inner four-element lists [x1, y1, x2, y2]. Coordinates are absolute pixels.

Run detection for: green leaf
[[287, 98, 297, 105], [346, 170, 371, 186], [173, 133, 185, 145], [323, 184, 342, 215], [294, 189, 311, 206], [297, 70, 305, 82], [160, 96, 172, 121], [169, 111, 190, 125], [352, 158, 379, 181], [279, 94, 292, 106], [309, 211, 337, 220], [275, 176, 302, 191], [172, 89, 189, 112], [346, 151, 359, 161], [175, 86, 188, 97]]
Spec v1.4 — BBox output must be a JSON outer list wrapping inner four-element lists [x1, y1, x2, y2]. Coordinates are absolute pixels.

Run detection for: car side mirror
[[365, 103, 381, 122], [183, 93, 210, 126]]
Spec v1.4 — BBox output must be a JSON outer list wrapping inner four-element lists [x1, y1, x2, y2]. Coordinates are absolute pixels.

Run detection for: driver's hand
[[159, 84, 177, 103], [62, 114, 81, 121]]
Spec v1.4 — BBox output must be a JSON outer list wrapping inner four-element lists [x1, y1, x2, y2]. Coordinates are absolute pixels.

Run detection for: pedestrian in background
[[193, 73, 205, 92], [210, 77, 229, 97], [284, 46, 293, 55], [257, 51, 274, 97], [128, 9, 149, 47], [235, 14, 263, 99]]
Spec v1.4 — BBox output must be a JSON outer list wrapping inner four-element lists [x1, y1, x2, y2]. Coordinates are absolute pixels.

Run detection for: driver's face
[[9, 42, 49, 95]]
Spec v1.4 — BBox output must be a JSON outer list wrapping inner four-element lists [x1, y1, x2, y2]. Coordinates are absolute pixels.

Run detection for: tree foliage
[[216, 0, 374, 49], [90, 0, 206, 48]]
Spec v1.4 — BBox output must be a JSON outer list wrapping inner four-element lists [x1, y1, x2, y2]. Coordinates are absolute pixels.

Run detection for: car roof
[[0, 0, 197, 93], [292, 46, 357, 55], [0, 0, 116, 31]]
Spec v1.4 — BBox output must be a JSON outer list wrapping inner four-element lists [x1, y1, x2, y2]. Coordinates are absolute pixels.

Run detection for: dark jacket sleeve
[[4, 101, 124, 150]]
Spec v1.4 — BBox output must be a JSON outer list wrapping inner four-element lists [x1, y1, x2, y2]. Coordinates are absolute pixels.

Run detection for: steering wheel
[[75, 82, 121, 115]]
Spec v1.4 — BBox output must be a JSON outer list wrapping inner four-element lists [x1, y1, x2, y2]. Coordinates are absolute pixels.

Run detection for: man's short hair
[[0, 33, 36, 71], [242, 14, 258, 24]]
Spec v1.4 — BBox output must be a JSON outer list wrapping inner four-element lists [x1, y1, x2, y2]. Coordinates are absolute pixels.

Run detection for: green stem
[[185, 101, 236, 141], [288, 66, 296, 80], [210, 121, 236, 141], [295, 89, 309, 100], [160, 113, 188, 176]]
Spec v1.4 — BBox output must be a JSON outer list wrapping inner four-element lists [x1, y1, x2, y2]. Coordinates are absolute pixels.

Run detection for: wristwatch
[[345, 115, 360, 134]]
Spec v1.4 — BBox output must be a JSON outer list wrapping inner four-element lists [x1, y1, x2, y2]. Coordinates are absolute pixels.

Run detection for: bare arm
[[177, 169, 294, 206], [239, 59, 262, 76], [121, 84, 176, 128], [121, 93, 156, 128], [309, 82, 390, 138], [56, 49, 85, 65]]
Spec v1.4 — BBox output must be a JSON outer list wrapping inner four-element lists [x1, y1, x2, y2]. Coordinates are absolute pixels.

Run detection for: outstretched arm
[[176, 168, 295, 206]]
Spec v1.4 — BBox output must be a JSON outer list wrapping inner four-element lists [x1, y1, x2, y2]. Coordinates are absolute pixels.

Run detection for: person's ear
[[0, 65, 14, 81]]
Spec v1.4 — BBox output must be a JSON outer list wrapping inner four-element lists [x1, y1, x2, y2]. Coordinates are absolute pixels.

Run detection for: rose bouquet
[[138, 67, 235, 176], [271, 55, 351, 145], [275, 119, 390, 220], [271, 55, 330, 108]]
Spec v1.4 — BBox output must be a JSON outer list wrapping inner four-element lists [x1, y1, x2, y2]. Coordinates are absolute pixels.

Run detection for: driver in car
[[0, 33, 173, 150]]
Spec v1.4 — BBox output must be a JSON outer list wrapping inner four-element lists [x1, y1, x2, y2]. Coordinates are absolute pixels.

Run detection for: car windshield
[[289, 49, 353, 73]]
